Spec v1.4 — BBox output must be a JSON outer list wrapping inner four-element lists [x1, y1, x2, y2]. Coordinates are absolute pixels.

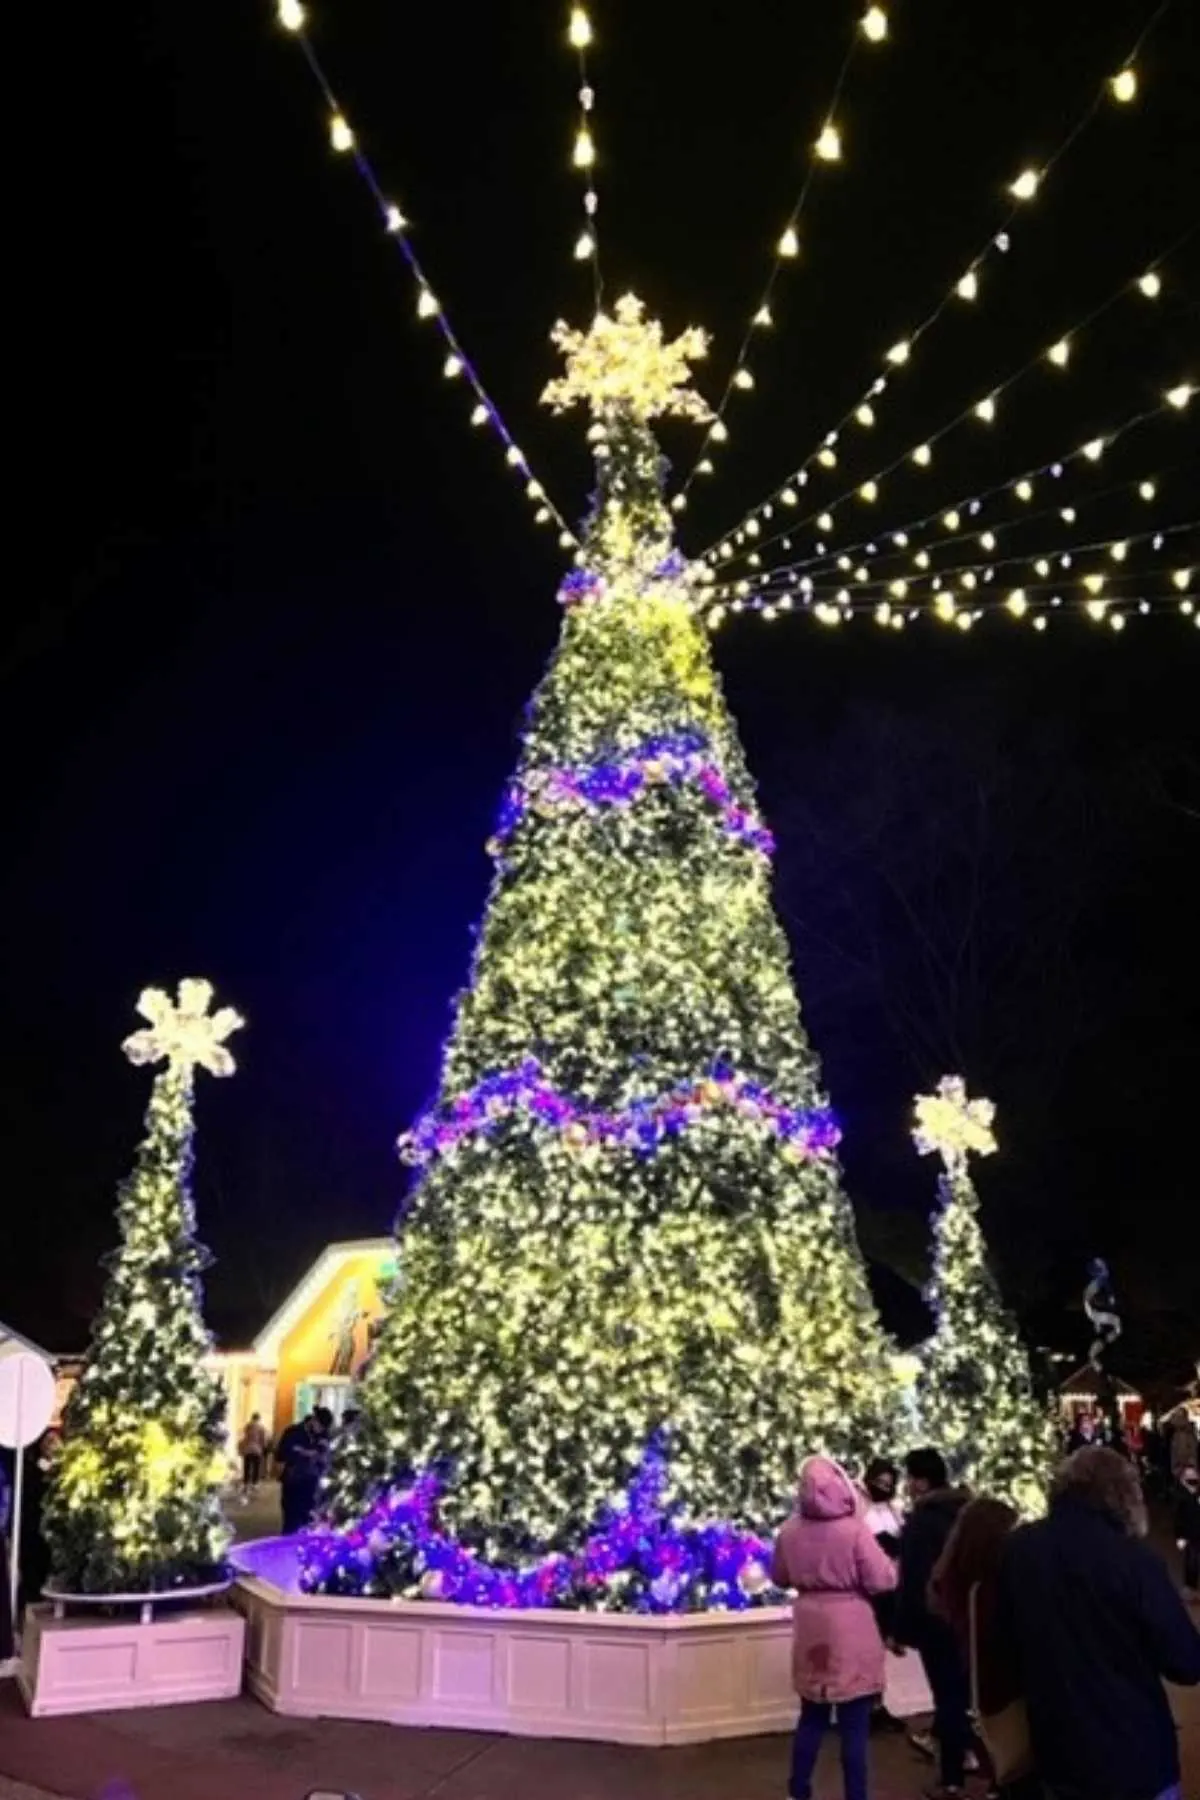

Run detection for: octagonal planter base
[[233, 1567, 795, 1745], [18, 1593, 245, 1718]]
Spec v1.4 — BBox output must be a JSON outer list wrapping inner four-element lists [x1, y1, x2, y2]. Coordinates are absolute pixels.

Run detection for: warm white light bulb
[[859, 480, 879, 502], [912, 443, 932, 466], [573, 231, 595, 260], [1138, 270, 1161, 298], [1109, 68, 1137, 103], [569, 7, 592, 48], [1138, 480, 1156, 501], [385, 205, 408, 233], [1084, 573, 1106, 595], [573, 128, 595, 168], [1006, 589, 1028, 617], [470, 403, 489, 426], [855, 403, 875, 427], [443, 354, 463, 378], [1110, 540, 1128, 562], [710, 419, 729, 443], [1047, 338, 1070, 367], [778, 225, 800, 258], [753, 305, 773, 327], [1165, 383, 1193, 410], [974, 395, 997, 423], [886, 338, 911, 365], [956, 270, 979, 301], [815, 124, 842, 162], [943, 509, 961, 531], [980, 531, 996, 551], [1015, 479, 1034, 501], [330, 114, 353, 152], [417, 288, 439, 318], [1082, 438, 1105, 461], [1009, 168, 1040, 201], [733, 367, 755, 390], [1174, 568, 1194, 590], [278, 0, 304, 29], [861, 6, 888, 42], [817, 512, 834, 532], [817, 447, 837, 468]]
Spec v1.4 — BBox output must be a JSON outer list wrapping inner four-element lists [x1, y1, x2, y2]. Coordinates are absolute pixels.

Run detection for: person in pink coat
[[771, 1455, 899, 1800]]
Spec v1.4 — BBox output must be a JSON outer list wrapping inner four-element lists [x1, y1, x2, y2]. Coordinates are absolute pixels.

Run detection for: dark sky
[[3, 0, 1197, 1378]]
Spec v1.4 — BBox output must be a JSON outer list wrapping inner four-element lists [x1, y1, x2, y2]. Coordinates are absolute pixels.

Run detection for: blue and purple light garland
[[486, 728, 775, 861], [398, 1056, 840, 1168], [301, 1435, 777, 1613]]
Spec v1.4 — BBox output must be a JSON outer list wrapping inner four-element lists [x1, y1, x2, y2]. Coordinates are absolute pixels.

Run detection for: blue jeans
[[789, 1694, 872, 1800]]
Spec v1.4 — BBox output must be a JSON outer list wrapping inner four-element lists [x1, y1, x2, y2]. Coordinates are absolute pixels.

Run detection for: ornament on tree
[[913, 1074, 997, 1175]]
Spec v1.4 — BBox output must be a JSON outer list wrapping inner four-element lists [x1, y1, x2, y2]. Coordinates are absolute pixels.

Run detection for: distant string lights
[[698, 0, 1178, 559], [272, 1, 579, 553], [566, 7, 604, 308], [707, 382, 1195, 594], [673, 4, 893, 510]]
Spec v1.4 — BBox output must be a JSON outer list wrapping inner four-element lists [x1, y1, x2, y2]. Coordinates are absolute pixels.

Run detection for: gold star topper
[[912, 1074, 997, 1173], [123, 977, 244, 1079], [541, 293, 712, 425]]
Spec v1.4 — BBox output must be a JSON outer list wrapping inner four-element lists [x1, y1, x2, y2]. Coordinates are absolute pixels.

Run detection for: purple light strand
[[399, 1057, 840, 1168]]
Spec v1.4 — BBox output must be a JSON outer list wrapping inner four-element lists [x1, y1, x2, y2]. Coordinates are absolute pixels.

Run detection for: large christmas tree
[[44, 980, 242, 1594], [913, 1077, 1054, 1515], [313, 298, 901, 1608]]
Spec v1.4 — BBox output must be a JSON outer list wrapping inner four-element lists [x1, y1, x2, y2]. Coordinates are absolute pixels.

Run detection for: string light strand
[[566, 7, 604, 309], [274, 2, 579, 552]]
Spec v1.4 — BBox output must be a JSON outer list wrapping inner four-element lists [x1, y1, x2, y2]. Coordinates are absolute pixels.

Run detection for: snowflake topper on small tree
[[44, 980, 243, 1595], [913, 1075, 1053, 1514]]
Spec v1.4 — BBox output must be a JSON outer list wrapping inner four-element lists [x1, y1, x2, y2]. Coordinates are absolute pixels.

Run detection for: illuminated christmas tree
[[312, 298, 901, 1609], [44, 980, 243, 1594], [913, 1076, 1053, 1515]]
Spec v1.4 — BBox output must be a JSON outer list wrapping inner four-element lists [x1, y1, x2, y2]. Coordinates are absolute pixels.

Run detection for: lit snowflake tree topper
[[122, 977, 244, 1079], [913, 1074, 997, 1174], [541, 293, 712, 426]]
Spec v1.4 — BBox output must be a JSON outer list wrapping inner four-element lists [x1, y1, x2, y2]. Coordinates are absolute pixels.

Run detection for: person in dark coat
[[996, 1446, 1200, 1800], [1175, 1465, 1200, 1593], [275, 1407, 333, 1534], [892, 1447, 973, 1800]]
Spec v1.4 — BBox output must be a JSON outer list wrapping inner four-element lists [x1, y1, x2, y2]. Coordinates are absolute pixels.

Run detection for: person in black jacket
[[891, 1447, 973, 1800], [996, 1445, 1200, 1800], [1175, 1465, 1200, 1593]]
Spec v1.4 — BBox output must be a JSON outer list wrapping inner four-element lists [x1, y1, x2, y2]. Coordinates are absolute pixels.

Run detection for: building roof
[[1058, 1362, 1142, 1399], [0, 1319, 55, 1362], [252, 1238, 395, 1361]]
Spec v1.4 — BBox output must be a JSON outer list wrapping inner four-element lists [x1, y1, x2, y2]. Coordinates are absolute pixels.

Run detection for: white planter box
[[233, 1573, 796, 1745], [18, 1601, 246, 1718]]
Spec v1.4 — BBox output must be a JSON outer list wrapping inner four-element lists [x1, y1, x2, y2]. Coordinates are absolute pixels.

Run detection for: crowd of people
[[771, 1441, 1200, 1800]]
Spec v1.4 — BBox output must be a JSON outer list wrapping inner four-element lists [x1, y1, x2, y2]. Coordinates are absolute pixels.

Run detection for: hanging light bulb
[[1109, 68, 1137, 103], [886, 338, 911, 365], [859, 479, 879, 502], [278, 0, 305, 29], [1137, 270, 1162, 298], [1047, 338, 1070, 367], [817, 447, 837, 468], [573, 128, 595, 168], [470, 403, 489, 426], [573, 231, 595, 260], [1110, 541, 1129, 562], [330, 114, 354, 152], [1138, 480, 1157, 501], [384, 205, 408, 233], [1009, 168, 1040, 200], [1165, 383, 1193, 410], [974, 395, 997, 423], [855, 403, 875, 427], [956, 270, 979, 301], [815, 124, 842, 162], [1015, 479, 1034, 501], [733, 367, 755, 390], [912, 443, 932, 466], [943, 509, 961, 531], [817, 512, 834, 532], [778, 225, 800, 257], [861, 6, 888, 42], [710, 419, 729, 443], [416, 288, 439, 318], [753, 304, 773, 327], [1006, 589, 1029, 617], [443, 354, 463, 378], [569, 7, 593, 48], [1082, 438, 1105, 460]]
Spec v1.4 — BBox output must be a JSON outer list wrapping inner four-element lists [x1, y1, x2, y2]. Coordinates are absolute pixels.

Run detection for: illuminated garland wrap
[[315, 299, 904, 1603], [486, 728, 776, 862], [304, 1435, 776, 1612], [398, 1059, 837, 1167]]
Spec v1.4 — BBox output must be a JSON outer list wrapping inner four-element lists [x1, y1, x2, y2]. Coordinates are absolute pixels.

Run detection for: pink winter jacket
[[771, 1456, 898, 1703]]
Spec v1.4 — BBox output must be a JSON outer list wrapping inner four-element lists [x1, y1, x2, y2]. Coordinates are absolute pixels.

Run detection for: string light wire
[[675, 9, 890, 509], [566, 8, 604, 309], [698, 0, 1178, 559], [274, 3, 579, 551]]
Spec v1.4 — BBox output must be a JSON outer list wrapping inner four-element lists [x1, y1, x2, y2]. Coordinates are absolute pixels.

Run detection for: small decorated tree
[[44, 980, 243, 1594], [913, 1076, 1054, 1515]]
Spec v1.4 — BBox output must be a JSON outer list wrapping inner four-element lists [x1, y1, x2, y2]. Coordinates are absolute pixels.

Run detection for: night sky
[[3, 0, 1197, 1381]]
